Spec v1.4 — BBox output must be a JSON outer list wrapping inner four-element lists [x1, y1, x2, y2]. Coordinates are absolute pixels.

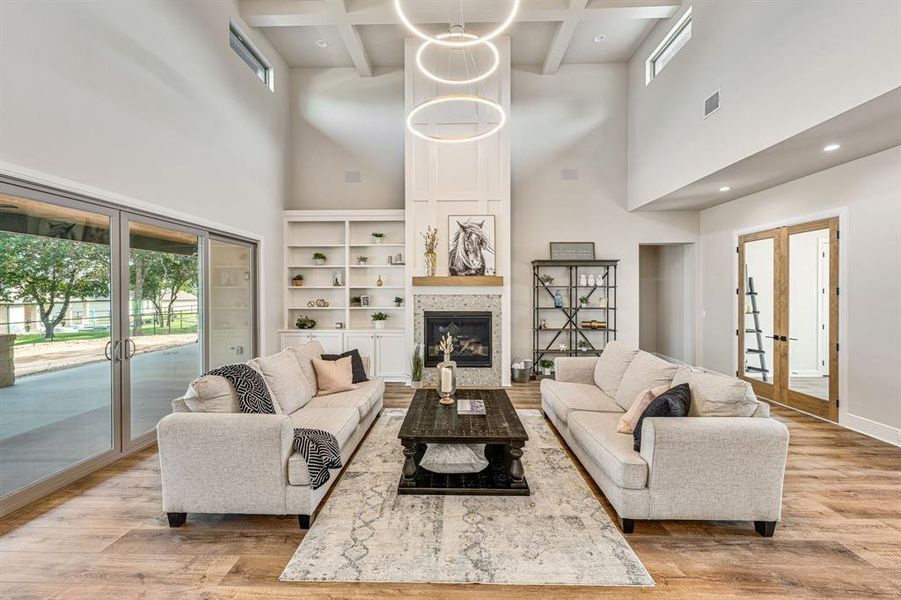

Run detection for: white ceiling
[[240, 0, 679, 73]]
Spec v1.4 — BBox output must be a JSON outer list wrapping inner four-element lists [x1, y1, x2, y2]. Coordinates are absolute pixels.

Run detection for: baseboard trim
[[842, 413, 901, 447]]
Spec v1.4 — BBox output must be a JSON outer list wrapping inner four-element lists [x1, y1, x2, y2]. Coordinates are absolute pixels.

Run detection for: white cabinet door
[[375, 332, 407, 380], [309, 331, 344, 354], [343, 332, 376, 375], [280, 332, 311, 350]]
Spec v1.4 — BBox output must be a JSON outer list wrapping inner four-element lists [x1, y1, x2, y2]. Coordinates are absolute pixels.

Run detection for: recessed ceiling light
[[593, 33, 607, 43], [719, 186, 731, 192], [823, 143, 841, 152], [316, 39, 329, 48]]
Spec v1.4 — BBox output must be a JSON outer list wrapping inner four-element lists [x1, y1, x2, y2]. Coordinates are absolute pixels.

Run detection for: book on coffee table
[[457, 398, 487, 415]]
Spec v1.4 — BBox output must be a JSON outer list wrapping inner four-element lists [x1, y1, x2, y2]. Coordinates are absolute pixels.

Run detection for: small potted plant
[[539, 359, 554, 377], [578, 340, 592, 352], [410, 344, 424, 389], [350, 296, 362, 307], [371, 311, 388, 330], [295, 315, 316, 330], [394, 296, 403, 307], [357, 255, 368, 265], [578, 295, 590, 308], [539, 274, 554, 285], [371, 232, 386, 244], [312, 252, 327, 266], [292, 274, 304, 287]]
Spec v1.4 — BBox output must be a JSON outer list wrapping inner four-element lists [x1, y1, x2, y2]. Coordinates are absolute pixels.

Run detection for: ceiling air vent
[[704, 90, 721, 118]]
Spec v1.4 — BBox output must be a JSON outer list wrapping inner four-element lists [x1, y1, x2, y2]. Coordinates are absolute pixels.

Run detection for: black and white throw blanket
[[208, 364, 342, 489]]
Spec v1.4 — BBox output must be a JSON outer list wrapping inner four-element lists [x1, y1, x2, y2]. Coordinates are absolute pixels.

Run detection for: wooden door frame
[[736, 217, 839, 421]]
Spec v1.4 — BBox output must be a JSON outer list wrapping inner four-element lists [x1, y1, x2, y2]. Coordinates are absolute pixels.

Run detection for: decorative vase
[[411, 379, 423, 389], [425, 250, 437, 277], [587, 274, 596, 287], [554, 289, 564, 308], [293, 279, 304, 287], [373, 236, 383, 245], [374, 320, 385, 330], [579, 274, 587, 287], [376, 275, 383, 287], [437, 354, 457, 405], [598, 294, 608, 308], [313, 258, 325, 266]]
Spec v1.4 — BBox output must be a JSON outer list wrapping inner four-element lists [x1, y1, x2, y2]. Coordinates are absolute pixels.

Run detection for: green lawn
[[13, 314, 199, 346]]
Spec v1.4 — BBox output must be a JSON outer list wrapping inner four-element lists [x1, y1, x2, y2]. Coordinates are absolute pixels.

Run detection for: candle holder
[[437, 357, 457, 405]]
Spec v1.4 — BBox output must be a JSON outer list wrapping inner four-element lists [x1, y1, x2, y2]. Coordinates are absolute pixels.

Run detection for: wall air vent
[[560, 168, 579, 181], [704, 90, 721, 118], [344, 170, 362, 183]]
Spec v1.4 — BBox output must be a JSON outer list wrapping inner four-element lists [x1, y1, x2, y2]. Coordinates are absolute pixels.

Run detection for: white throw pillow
[[671, 366, 759, 417], [593, 341, 639, 398], [247, 350, 313, 414], [287, 341, 324, 390], [184, 375, 240, 413], [614, 352, 679, 411], [420, 444, 489, 474]]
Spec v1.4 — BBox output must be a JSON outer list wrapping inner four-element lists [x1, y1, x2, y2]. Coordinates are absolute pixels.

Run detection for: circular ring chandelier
[[406, 94, 506, 144], [415, 32, 500, 86], [394, 0, 520, 48]]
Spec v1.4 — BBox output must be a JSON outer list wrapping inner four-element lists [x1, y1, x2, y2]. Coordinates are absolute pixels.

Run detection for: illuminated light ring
[[394, 0, 520, 48], [406, 94, 506, 144], [416, 33, 500, 86]]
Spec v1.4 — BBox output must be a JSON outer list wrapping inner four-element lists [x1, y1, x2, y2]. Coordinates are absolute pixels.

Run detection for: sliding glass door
[[0, 187, 121, 500], [124, 217, 203, 445], [738, 218, 839, 420], [0, 180, 257, 514]]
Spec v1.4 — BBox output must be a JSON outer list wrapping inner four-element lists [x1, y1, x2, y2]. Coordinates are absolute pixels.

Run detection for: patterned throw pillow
[[633, 383, 692, 451]]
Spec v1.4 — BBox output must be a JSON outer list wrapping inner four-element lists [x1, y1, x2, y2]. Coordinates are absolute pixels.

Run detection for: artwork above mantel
[[412, 276, 504, 287]]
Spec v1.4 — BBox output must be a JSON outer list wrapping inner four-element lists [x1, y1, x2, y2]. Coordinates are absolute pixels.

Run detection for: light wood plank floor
[[1, 382, 899, 599]]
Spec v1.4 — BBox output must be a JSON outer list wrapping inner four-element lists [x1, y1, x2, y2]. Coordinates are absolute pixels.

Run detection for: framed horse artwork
[[448, 215, 496, 276]]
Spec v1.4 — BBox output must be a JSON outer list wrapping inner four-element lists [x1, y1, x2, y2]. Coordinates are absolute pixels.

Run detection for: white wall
[[639, 244, 693, 361], [511, 64, 699, 361], [287, 67, 404, 210], [628, 0, 901, 209], [698, 146, 901, 442], [0, 0, 289, 353]]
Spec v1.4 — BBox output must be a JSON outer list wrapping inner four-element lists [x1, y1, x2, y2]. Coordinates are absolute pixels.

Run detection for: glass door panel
[[788, 228, 831, 400], [0, 191, 117, 498], [738, 235, 778, 398], [125, 218, 202, 443], [208, 238, 255, 368]]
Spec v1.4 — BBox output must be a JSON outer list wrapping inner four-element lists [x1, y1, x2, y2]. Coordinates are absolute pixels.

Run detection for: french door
[[737, 218, 839, 420], [0, 180, 256, 514]]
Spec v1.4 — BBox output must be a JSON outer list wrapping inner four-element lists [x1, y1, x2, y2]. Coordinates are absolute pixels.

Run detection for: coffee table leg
[[401, 440, 417, 483], [509, 441, 526, 488]]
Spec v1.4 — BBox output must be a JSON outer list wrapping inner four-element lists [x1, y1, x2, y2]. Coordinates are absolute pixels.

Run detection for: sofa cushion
[[287, 341, 324, 390], [672, 366, 759, 417], [321, 349, 369, 384], [312, 356, 356, 396], [614, 352, 679, 411], [568, 411, 648, 490], [183, 375, 239, 413], [288, 406, 359, 486], [593, 341, 639, 398], [247, 350, 313, 414], [633, 383, 692, 451], [309, 378, 384, 421], [617, 383, 670, 433], [540, 379, 622, 425]]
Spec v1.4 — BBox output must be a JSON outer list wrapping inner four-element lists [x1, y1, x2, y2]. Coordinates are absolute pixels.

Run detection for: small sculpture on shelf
[[376, 275, 384, 287], [292, 274, 304, 287], [421, 226, 438, 277], [307, 299, 329, 308], [539, 318, 548, 330], [587, 274, 596, 287], [558, 343, 567, 351], [312, 252, 327, 266], [579, 273, 587, 287], [332, 270, 343, 286], [295, 315, 316, 329]]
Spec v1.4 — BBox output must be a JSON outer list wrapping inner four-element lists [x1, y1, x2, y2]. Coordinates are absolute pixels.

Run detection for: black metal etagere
[[531, 259, 618, 377]]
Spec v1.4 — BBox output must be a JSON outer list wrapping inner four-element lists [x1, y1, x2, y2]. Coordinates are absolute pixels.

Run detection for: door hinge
[[736, 246, 739, 254], [836, 286, 840, 296], [836, 229, 840, 240], [736, 287, 740, 295], [836, 342, 840, 352], [735, 329, 739, 336]]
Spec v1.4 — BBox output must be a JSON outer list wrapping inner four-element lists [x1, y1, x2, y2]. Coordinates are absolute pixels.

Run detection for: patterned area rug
[[280, 409, 654, 587]]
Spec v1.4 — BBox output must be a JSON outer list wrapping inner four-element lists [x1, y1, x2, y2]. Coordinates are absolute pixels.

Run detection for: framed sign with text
[[549, 242, 596, 260]]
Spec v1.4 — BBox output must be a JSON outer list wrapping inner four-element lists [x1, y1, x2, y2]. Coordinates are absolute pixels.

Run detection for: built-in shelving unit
[[283, 210, 407, 332], [531, 259, 618, 377]]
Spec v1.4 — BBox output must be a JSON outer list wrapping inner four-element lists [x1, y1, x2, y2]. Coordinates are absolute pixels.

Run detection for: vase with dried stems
[[421, 225, 438, 277]]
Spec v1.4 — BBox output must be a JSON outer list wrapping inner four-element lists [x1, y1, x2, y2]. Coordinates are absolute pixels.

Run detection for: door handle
[[124, 338, 136, 359], [104, 341, 113, 361]]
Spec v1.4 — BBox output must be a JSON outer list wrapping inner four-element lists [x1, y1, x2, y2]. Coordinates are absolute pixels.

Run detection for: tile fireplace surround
[[414, 294, 502, 387]]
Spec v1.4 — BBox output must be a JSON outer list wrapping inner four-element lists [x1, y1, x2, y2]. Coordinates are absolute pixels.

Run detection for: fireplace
[[424, 311, 492, 368]]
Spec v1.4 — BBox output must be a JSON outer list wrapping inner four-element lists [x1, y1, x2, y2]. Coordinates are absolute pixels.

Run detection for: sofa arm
[[157, 413, 294, 514], [639, 417, 789, 521], [553, 357, 598, 384]]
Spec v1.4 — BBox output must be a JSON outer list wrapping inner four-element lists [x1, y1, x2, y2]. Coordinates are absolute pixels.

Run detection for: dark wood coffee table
[[397, 388, 530, 496]]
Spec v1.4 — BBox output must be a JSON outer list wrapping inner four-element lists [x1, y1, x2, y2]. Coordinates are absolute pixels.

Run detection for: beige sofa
[[157, 342, 383, 529], [541, 341, 789, 537]]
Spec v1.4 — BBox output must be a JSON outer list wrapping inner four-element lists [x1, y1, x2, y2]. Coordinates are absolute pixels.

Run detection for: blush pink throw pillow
[[617, 383, 671, 434]]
